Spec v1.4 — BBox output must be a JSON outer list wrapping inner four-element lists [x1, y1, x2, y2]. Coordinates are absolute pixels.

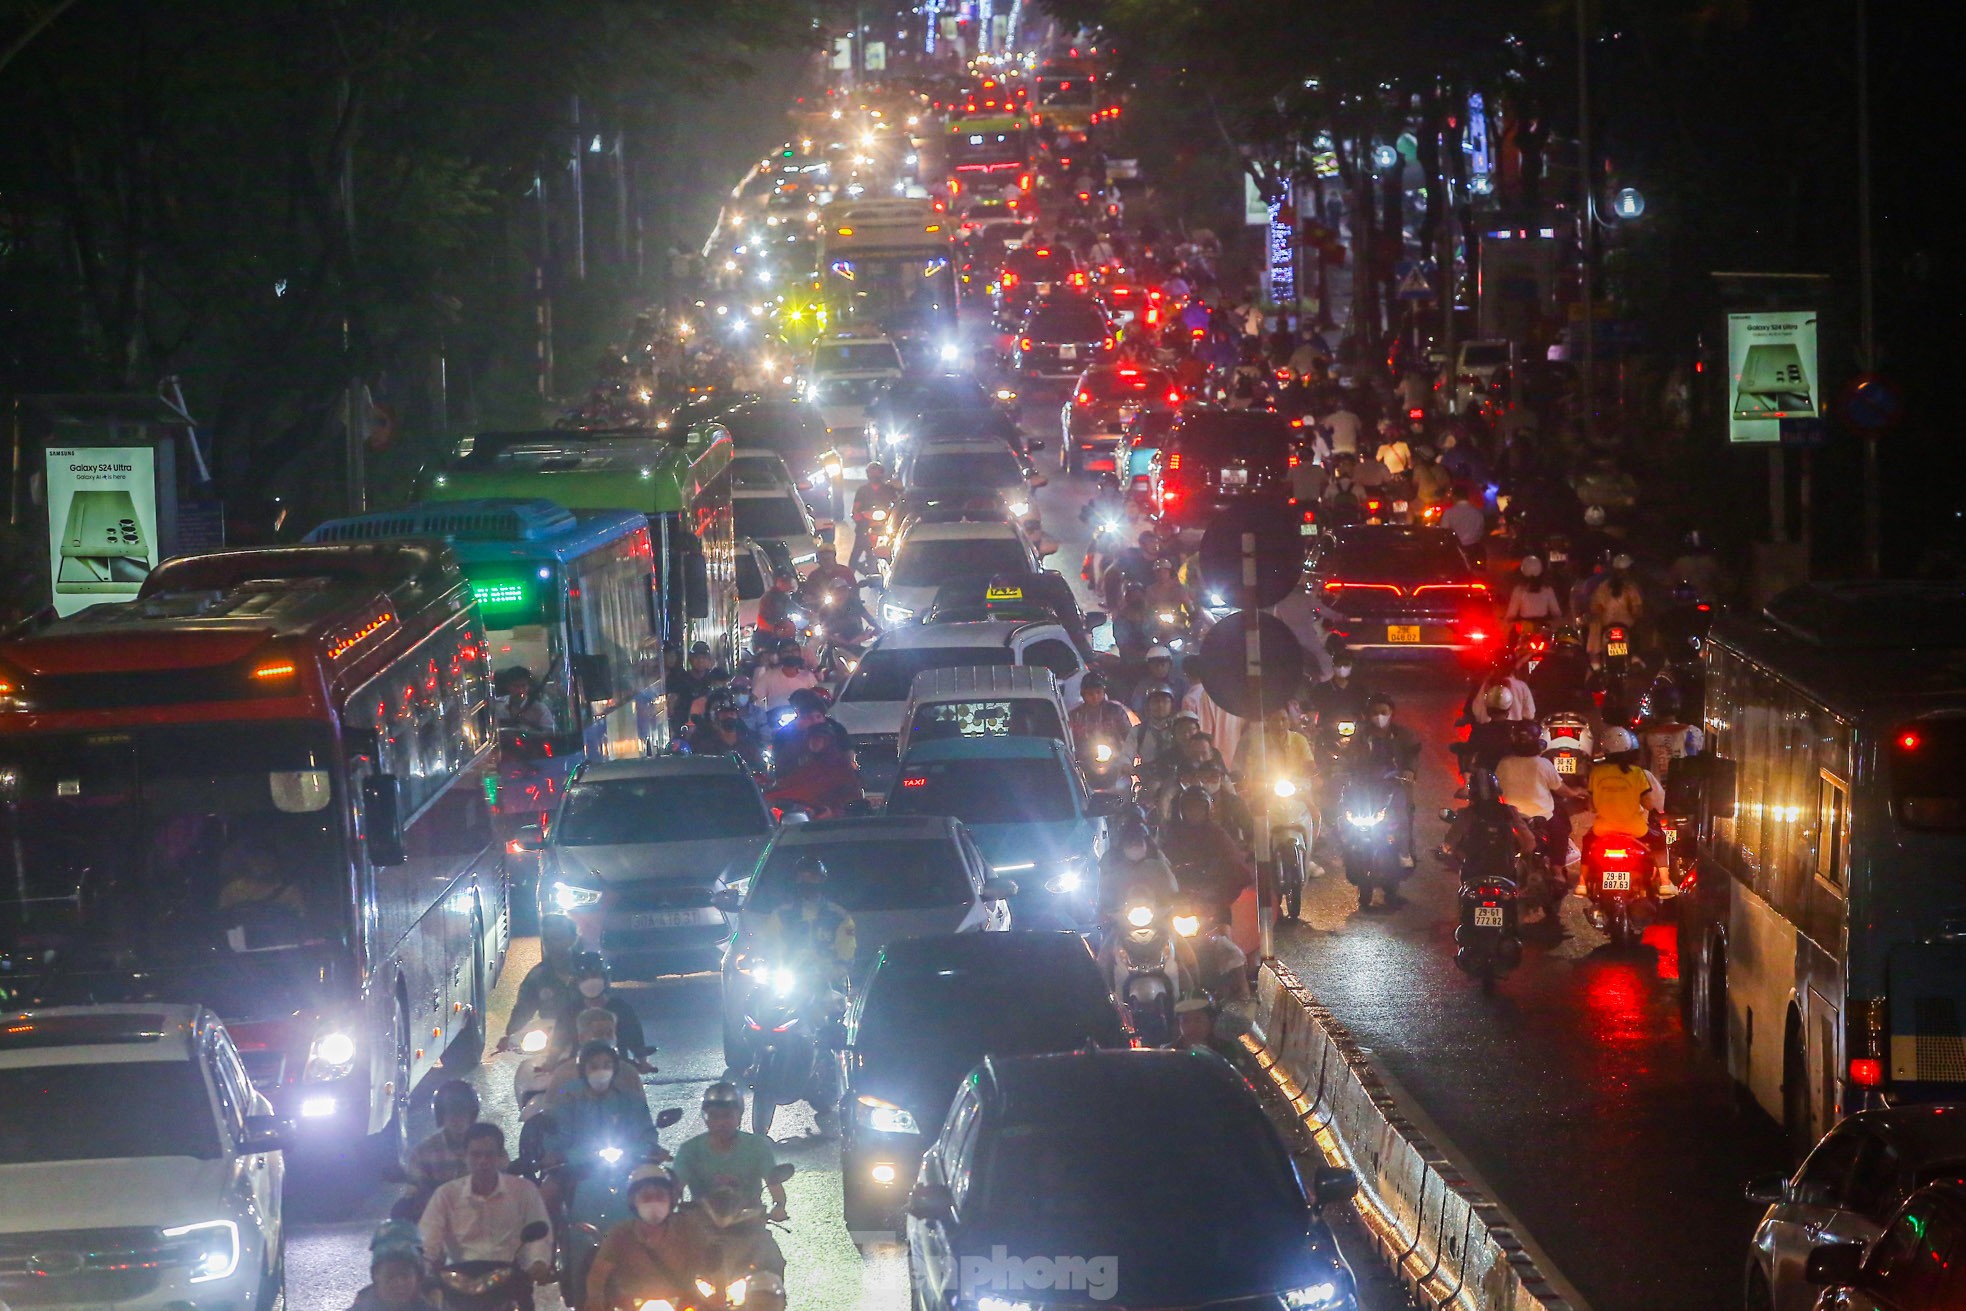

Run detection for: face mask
[[1201, 780, 1222, 795], [1370, 713, 1391, 729], [587, 1070, 614, 1092], [635, 1197, 672, 1224], [735, 693, 752, 706], [1334, 666, 1353, 680], [1123, 844, 1148, 861], [579, 979, 605, 998]]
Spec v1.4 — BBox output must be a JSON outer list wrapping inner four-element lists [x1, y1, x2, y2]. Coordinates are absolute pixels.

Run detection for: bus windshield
[[0, 723, 347, 967], [823, 254, 958, 335]]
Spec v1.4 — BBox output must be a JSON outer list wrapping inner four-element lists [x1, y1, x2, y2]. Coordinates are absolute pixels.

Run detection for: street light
[[1371, 143, 1400, 171], [1611, 186, 1645, 220]]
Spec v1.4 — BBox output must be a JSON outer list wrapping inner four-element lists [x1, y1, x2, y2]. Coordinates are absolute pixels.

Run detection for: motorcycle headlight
[[728, 1275, 751, 1307], [304, 1030, 358, 1082], [771, 966, 799, 996], [1346, 811, 1383, 828], [163, 1220, 240, 1284], [1093, 742, 1115, 763], [552, 880, 603, 910], [871, 508, 889, 522], [1336, 721, 1357, 737], [1099, 517, 1122, 534], [856, 1094, 922, 1135], [1008, 500, 1030, 517], [1273, 777, 1297, 798], [519, 1027, 550, 1055], [1126, 904, 1154, 928], [639, 1301, 677, 1311], [598, 1145, 624, 1165], [1157, 610, 1177, 624], [1172, 913, 1201, 937], [975, 1298, 1037, 1311], [1282, 1281, 1346, 1309]]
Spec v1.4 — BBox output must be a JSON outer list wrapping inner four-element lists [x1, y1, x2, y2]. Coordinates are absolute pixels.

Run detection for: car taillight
[[1019, 173, 1032, 191], [1165, 452, 1181, 471], [1144, 308, 1159, 326], [1076, 390, 1092, 404], [1020, 337, 1033, 351], [1002, 272, 1018, 288], [1165, 387, 1181, 405], [1408, 407, 1425, 420], [1597, 843, 1636, 861], [1102, 336, 1115, 350], [1288, 452, 1300, 467]]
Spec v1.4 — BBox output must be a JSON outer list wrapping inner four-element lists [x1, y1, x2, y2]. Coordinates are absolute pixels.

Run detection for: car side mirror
[[1086, 610, 1108, 629], [980, 877, 1019, 901], [768, 1162, 797, 1186], [907, 1181, 956, 1224], [710, 887, 744, 914], [240, 1114, 290, 1154], [512, 824, 545, 853], [1312, 1165, 1359, 1207], [363, 774, 408, 866], [1439, 807, 1458, 823], [1805, 1242, 1864, 1287], [1743, 1172, 1790, 1205], [656, 1107, 684, 1130]]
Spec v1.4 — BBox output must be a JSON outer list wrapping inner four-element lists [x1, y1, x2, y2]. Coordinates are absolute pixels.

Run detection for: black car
[[841, 932, 1126, 1237], [995, 243, 1079, 316], [1014, 302, 1115, 384], [869, 375, 1025, 462], [1058, 364, 1178, 473], [1154, 409, 1296, 528], [1803, 1179, 1966, 1309], [906, 1050, 1361, 1310], [716, 398, 838, 488], [1307, 525, 1499, 657]]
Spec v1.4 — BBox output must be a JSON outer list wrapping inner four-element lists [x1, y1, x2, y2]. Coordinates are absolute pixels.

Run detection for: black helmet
[[539, 912, 578, 947], [432, 1079, 479, 1120], [702, 1080, 746, 1112], [571, 950, 609, 983], [1081, 670, 1108, 691], [792, 855, 829, 884], [788, 687, 828, 714]]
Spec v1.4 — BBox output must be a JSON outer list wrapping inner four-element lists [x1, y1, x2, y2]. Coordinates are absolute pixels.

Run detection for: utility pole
[[570, 95, 587, 281], [1576, 0, 1597, 447], [1857, 0, 1881, 575], [339, 75, 365, 513], [1243, 531, 1275, 964]]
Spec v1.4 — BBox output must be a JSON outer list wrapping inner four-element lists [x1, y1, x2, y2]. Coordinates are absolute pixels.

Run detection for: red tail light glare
[[1076, 390, 1091, 404], [1165, 387, 1180, 405], [1288, 453, 1300, 468], [1019, 174, 1032, 191], [1899, 729, 1922, 750], [1850, 1058, 1884, 1088], [1464, 628, 1491, 644], [1598, 844, 1635, 861], [1408, 407, 1425, 420], [1366, 499, 1381, 513], [1020, 337, 1034, 351], [1102, 336, 1115, 350], [1290, 417, 1304, 427], [1165, 452, 1181, 471], [1301, 510, 1317, 524]]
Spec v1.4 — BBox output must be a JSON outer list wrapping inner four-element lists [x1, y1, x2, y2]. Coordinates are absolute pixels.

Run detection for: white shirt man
[[1496, 753, 1565, 821], [752, 656, 818, 710], [1321, 406, 1363, 456], [419, 1128, 553, 1277]]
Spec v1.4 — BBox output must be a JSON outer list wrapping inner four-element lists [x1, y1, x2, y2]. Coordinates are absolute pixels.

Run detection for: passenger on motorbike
[[1098, 823, 1179, 917], [1069, 671, 1136, 756], [1503, 555, 1565, 632], [348, 1223, 438, 1311], [402, 1080, 478, 1215], [534, 1010, 653, 1111], [1586, 727, 1667, 879], [499, 914, 585, 1052], [1587, 554, 1645, 665], [1442, 771, 1538, 884], [1191, 760, 1255, 848], [1130, 645, 1189, 713], [1469, 666, 1537, 725], [1495, 725, 1581, 873], [1637, 684, 1705, 786], [673, 1084, 788, 1274], [1127, 687, 1183, 791], [551, 953, 653, 1071], [1459, 686, 1526, 776], [849, 465, 900, 572], [418, 1124, 554, 1294], [767, 687, 850, 777], [582, 1165, 697, 1311], [539, 1042, 660, 1173]]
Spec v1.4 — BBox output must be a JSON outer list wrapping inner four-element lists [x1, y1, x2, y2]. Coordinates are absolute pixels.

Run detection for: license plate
[[1607, 639, 1629, 657], [629, 908, 714, 930], [1392, 501, 1409, 514], [1664, 827, 1678, 845], [1548, 551, 1568, 564], [1387, 625, 1421, 643], [1300, 522, 1319, 536], [1220, 467, 1248, 486], [1554, 755, 1579, 775], [1035, 281, 1054, 295], [1059, 344, 1078, 359], [1600, 870, 1632, 891], [1473, 906, 1505, 928]]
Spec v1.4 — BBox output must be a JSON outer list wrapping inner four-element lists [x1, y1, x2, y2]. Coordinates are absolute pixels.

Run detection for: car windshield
[[973, 1083, 1302, 1226], [881, 377, 987, 411], [1462, 344, 1510, 368], [0, 724, 347, 965], [1892, 718, 1966, 831], [721, 406, 824, 452], [0, 1061, 221, 1163], [1007, 248, 1075, 277], [556, 775, 768, 845], [748, 837, 972, 912], [730, 458, 792, 491], [858, 958, 1117, 1063], [888, 756, 1078, 823], [842, 648, 1013, 703], [811, 376, 886, 406], [911, 451, 1024, 490], [815, 342, 902, 373], [735, 495, 811, 539], [1028, 309, 1107, 340], [890, 537, 1028, 588]]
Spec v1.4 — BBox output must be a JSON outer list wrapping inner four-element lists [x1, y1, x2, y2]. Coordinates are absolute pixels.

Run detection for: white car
[[734, 484, 822, 573], [0, 1004, 286, 1309], [807, 333, 906, 442], [875, 518, 1046, 628], [829, 618, 1088, 792]]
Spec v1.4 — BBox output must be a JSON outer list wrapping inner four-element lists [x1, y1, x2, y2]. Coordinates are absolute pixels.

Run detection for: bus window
[[1816, 771, 1849, 889]]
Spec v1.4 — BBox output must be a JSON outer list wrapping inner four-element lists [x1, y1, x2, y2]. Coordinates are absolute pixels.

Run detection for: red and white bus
[[0, 541, 508, 1166]]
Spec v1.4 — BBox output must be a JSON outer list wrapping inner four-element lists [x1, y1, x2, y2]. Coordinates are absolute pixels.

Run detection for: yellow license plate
[[1607, 640, 1629, 658], [1388, 625, 1421, 643], [1554, 755, 1579, 774]]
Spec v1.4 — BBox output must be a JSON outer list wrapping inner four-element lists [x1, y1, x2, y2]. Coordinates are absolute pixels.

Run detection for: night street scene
[[3, 1, 1965, 1309]]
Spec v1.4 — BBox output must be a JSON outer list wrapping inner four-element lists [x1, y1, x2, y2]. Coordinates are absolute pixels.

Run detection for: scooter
[[679, 1164, 797, 1311], [1268, 776, 1317, 920], [1338, 770, 1410, 910], [1080, 735, 1135, 799], [1454, 873, 1523, 993], [553, 1107, 686, 1309], [736, 966, 839, 1137], [1107, 901, 1179, 1044], [1542, 711, 1592, 783], [434, 1220, 552, 1311], [1582, 832, 1658, 947]]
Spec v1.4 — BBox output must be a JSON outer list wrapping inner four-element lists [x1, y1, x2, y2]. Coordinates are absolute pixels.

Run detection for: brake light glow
[[252, 661, 297, 680], [1101, 336, 1115, 350], [1900, 729, 1922, 750], [1165, 452, 1181, 471], [1165, 387, 1181, 405], [1076, 391, 1092, 404], [1020, 337, 1033, 351], [1597, 844, 1636, 861], [1322, 581, 1402, 596], [1409, 407, 1425, 420], [1850, 1058, 1884, 1088]]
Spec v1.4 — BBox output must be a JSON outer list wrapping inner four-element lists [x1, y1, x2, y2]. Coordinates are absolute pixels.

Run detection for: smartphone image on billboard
[[55, 489, 153, 594], [1732, 343, 1814, 417]]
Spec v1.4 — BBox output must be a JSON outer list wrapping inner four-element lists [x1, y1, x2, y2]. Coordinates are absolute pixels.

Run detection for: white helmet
[[1483, 685, 1515, 714], [1583, 505, 1607, 528], [1600, 727, 1638, 754], [1519, 555, 1544, 578], [1611, 553, 1634, 571]]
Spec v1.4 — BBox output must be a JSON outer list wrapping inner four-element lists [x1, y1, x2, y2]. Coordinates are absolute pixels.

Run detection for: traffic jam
[[2, 13, 1961, 1311]]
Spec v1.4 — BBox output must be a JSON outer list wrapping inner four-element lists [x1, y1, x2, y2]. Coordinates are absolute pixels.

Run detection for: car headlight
[[883, 603, 915, 626], [163, 1219, 240, 1284], [1282, 1280, 1347, 1309], [975, 1298, 1037, 1311], [1044, 856, 1086, 895], [598, 1145, 625, 1165], [304, 1030, 357, 1082], [939, 342, 962, 363], [1008, 500, 1030, 517], [770, 966, 799, 995], [856, 1094, 922, 1135], [552, 880, 603, 910], [1346, 809, 1388, 828]]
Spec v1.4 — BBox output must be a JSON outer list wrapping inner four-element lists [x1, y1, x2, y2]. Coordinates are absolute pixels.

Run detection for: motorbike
[[1582, 832, 1658, 947], [1079, 734, 1135, 799], [1106, 900, 1181, 1044], [1337, 771, 1410, 910], [1148, 601, 1197, 652], [1542, 711, 1592, 783], [735, 964, 840, 1137], [1268, 776, 1317, 921], [434, 1220, 552, 1311], [510, 1023, 555, 1120], [679, 1164, 797, 1311], [552, 1107, 686, 1309], [1454, 872, 1522, 993]]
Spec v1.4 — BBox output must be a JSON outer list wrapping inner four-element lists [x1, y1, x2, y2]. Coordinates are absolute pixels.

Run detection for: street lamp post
[[1576, 0, 1597, 447], [1856, 0, 1881, 575]]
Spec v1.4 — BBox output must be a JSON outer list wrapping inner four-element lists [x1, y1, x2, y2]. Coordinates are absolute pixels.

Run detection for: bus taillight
[[1849, 1058, 1884, 1088]]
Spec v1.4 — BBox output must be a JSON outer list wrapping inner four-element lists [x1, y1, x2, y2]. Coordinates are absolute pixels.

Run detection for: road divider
[[1245, 961, 1591, 1311]]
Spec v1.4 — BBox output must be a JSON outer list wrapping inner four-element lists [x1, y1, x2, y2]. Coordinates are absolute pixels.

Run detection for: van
[[898, 665, 1071, 764]]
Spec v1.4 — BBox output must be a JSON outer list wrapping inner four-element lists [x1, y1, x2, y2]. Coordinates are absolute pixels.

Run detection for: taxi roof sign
[[984, 583, 1025, 602]]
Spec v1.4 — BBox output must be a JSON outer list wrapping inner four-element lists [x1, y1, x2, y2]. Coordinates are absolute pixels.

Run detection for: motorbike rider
[[767, 723, 863, 817], [582, 1165, 697, 1311], [1587, 553, 1645, 665], [1585, 727, 1668, 882], [756, 570, 803, 643], [1232, 707, 1316, 797], [1458, 685, 1527, 778], [1637, 684, 1705, 787], [1191, 758, 1255, 848], [538, 1041, 660, 1174], [692, 692, 768, 773], [1142, 557, 1198, 636], [1099, 822, 1180, 916], [768, 687, 850, 776], [348, 1223, 439, 1311], [402, 1080, 479, 1215], [551, 952, 654, 1072], [1307, 655, 1369, 750], [417, 1123, 554, 1295], [849, 464, 900, 573], [753, 640, 819, 711], [1130, 645, 1188, 713], [801, 544, 874, 643], [673, 1083, 789, 1274], [1441, 770, 1539, 883], [1353, 693, 1421, 865], [1162, 787, 1255, 921], [755, 857, 854, 1133], [1128, 686, 1183, 793], [1070, 670, 1136, 761], [1503, 555, 1565, 632], [499, 914, 585, 1051], [1495, 724, 1582, 876]]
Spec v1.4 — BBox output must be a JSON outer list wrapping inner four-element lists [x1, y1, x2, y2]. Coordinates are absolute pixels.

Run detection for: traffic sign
[[1840, 373, 1903, 436], [1199, 504, 1305, 611], [1396, 267, 1434, 301], [1196, 612, 1305, 721]]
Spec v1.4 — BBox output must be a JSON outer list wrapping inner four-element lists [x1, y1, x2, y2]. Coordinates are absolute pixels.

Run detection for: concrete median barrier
[[1245, 960, 1591, 1311]]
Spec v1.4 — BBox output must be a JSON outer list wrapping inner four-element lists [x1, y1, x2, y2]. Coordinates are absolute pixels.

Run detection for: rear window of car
[[906, 698, 1067, 749], [843, 647, 1015, 703], [1170, 413, 1293, 461], [815, 341, 903, 373], [1461, 343, 1510, 368], [556, 775, 769, 845], [1027, 308, 1107, 340], [1081, 369, 1169, 400], [882, 377, 987, 411], [1323, 533, 1471, 580], [857, 952, 1120, 1056], [911, 450, 1024, 490], [749, 837, 973, 912], [888, 755, 1078, 823], [1007, 247, 1077, 277]]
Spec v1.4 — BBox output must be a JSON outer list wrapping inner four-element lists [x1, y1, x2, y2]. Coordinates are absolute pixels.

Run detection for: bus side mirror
[[573, 653, 614, 702], [363, 775, 408, 866], [685, 552, 711, 620]]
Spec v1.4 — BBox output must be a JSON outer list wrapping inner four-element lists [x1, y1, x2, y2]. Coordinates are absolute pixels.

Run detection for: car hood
[[833, 700, 905, 737], [964, 819, 1092, 870], [958, 1213, 1342, 1306], [882, 582, 940, 614], [0, 1157, 231, 1234], [738, 904, 979, 971], [551, 836, 769, 887]]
